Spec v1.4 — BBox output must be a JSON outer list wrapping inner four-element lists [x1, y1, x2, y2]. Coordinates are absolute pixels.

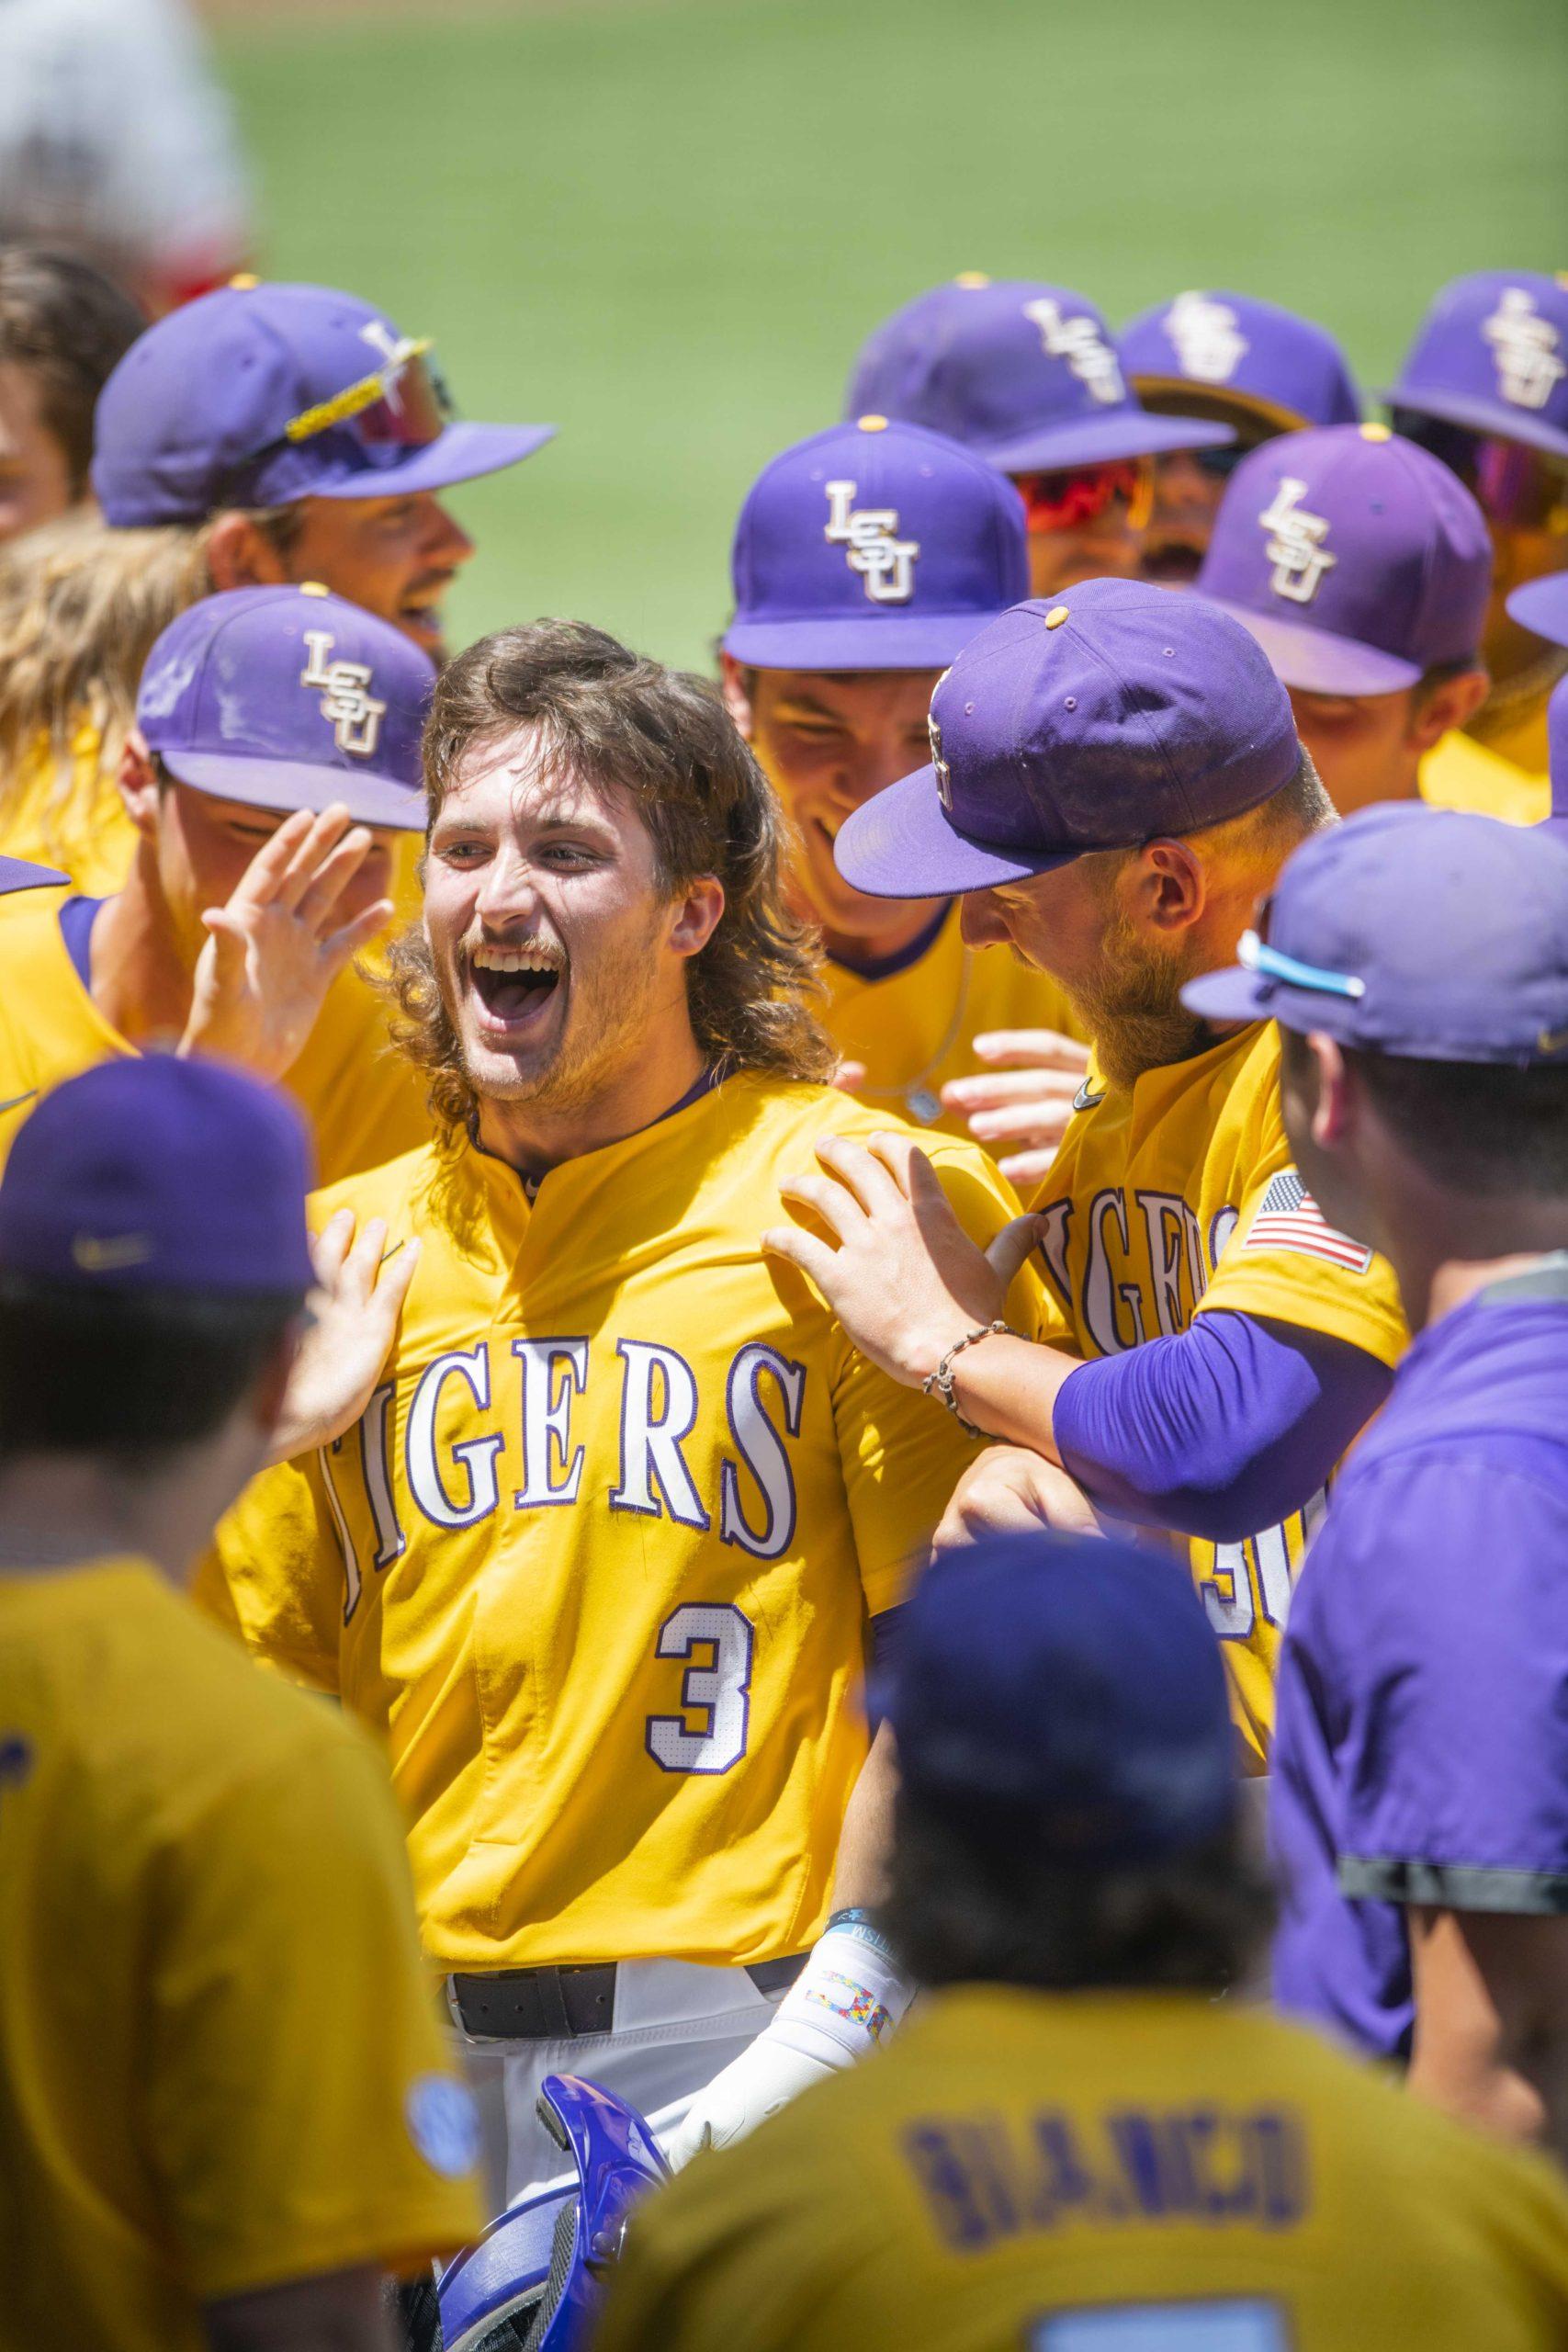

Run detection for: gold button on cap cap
[[228, 272, 260, 289], [1359, 421, 1393, 441], [299, 580, 331, 597], [857, 413, 889, 432], [1044, 605, 1071, 629], [954, 271, 991, 288]]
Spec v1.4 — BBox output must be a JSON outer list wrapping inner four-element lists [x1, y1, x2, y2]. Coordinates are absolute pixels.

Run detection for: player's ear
[[1137, 837, 1205, 935], [1307, 1032, 1352, 1148], [667, 874, 726, 961], [118, 728, 163, 836], [718, 654, 757, 742], [206, 507, 290, 594], [1405, 663, 1490, 752]]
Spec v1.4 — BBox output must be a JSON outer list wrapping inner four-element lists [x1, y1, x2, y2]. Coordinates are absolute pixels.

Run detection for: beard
[[1062, 911, 1208, 1093]]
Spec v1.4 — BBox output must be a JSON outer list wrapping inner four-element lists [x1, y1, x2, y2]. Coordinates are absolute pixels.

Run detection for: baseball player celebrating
[[0, 583, 435, 1187], [1120, 289, 1362, 582], [594, 1530, 1568, 2352], [1384, 270, 1568, 788], [1195, 423, 1500, 816], [1192, 809, 1568, 2156], [720, 413, 1088, 1182], [767, 582, 1405, 1766], [200, 619, 1034, 2206], [0, 1057, 481, 2352], [844, 275, 1233, 598]]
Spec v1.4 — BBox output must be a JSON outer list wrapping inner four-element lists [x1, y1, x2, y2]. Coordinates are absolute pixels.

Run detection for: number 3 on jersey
[[646, 1602, 754, 1774]]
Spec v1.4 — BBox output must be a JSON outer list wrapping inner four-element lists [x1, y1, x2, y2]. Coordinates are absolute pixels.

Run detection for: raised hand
[[180, 805, 395, 1080], [940, 1027, 1091, 1189], [265, 1209, 422, 1465]]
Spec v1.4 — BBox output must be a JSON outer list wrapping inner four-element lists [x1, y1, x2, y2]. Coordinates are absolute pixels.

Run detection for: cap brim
[[163, 749, 426, 831], [1198, 594, 1421, 694], [1179, 966, 1278, 1025], [1130, 375, 1314, 436], [722, 610, 999, 672], [308, 421, 558, 500], [834, 763, 1079, 899], [1381, 385, 1568, 466], [979, 411, 1234, 474], [1506, 573, 1568, 650]]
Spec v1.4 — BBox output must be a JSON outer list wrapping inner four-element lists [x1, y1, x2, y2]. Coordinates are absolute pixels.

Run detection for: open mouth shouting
[[467, 939, 567, 1044], [398, 572, 457, 656]]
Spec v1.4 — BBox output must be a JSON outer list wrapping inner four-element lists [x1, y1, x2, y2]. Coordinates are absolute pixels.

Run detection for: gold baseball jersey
[[821, 905, 1088, 1140], [1032, 1022, 1405, 1766], [1420, 727, 1549, 826], [0, 725, 135, 895], [199, 1075, 1034, 1973], [0, 1557, 482, 2352], [0, 865, 432, 1190], [593, 1986, 1568, 2352]]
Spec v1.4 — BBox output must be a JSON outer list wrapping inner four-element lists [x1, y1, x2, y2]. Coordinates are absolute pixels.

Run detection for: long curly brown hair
[[386, 618, 834, 1136]]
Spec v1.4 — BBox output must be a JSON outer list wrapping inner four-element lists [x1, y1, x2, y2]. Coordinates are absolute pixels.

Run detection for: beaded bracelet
[[920, 1318, 1017, 1439]]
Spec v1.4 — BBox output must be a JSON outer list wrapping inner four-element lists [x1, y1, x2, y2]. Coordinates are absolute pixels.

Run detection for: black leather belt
[[448, 1954, 806, 2041]]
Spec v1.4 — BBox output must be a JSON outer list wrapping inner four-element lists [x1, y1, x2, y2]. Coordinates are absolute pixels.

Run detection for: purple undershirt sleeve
[[1053, 1310, 1393, 1542]]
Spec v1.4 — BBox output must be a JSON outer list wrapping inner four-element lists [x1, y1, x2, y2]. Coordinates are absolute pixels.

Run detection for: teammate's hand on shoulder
[[764, 1127, 1041, 1387], [831, 1057, 866, 1094], [179, 805, 395, 1081], [265, 1210, 421, 1464], [931, 1443, 1103, 1556], [940, 1029, 1090, 1190]]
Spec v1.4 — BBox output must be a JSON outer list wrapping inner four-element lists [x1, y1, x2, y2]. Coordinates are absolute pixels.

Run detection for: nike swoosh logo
[[1071, 1080, 1107, 1113], [0, 1091, 37, 1117]]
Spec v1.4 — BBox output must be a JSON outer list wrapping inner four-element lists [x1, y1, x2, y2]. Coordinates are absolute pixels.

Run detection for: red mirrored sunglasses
[[1011, 457, 1155, 535], [1393, 411, 1568, 532]]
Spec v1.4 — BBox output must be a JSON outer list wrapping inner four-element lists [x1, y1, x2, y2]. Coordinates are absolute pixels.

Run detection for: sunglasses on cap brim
[[1393, 410, 1568, 532], [1011, 457, 1156, 535]]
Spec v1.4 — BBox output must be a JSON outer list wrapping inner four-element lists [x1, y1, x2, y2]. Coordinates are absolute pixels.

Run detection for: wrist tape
[[765, 1920, 917, 2069]]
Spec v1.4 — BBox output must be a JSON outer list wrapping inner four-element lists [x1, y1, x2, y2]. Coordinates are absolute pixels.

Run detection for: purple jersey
[[1271, 1259, 1568, 2062]]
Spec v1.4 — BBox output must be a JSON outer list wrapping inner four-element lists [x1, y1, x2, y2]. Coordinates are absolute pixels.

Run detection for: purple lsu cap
[[1184, 803, 1568, 1064], [138, 584, 433, 831], [844, 276, 1233, 477], [93, 279, 557, 526], [1195, 424, 1492, 695], [1506, 571, 1568, 653], [1121, 290, 1361, 435], [722, 416, 1028, 671], [0, 1056, 315, 1295], [835, 577, 1299, 899], [1382, 271, 1568, 464], [890, 1531, 1235, 1865]]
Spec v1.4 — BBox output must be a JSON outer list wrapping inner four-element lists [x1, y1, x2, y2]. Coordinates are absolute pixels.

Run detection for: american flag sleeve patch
[[1241, 1170, 1373, 1273]]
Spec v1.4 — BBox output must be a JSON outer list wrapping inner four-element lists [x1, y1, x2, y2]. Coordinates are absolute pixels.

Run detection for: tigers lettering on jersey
[[202, 1074, 1037, 1972], [1032, 1022, 1404, 1767]]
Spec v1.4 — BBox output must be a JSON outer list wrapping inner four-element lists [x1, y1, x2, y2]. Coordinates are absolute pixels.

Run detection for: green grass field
[[217, 0, 1568, 672]]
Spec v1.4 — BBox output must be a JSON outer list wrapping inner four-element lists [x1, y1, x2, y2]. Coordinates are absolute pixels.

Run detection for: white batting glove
[[660, 1918, 915, 2172]]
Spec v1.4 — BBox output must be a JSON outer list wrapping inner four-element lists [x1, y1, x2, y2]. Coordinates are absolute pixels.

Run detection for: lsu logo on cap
[[823, 480, 919, 604], [299, 631, 388, 756], [1021, 298, 1124, 407], [1258, 476, 1337, 605], [1164, 290, 1249, 385], [1482, 287, 1566, 412]]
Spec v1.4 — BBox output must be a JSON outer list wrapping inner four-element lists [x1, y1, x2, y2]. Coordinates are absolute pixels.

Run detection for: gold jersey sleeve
[[0, 725, 138, 896], [593, 1988, 1568, 2352], [1029, 1023, 1405, 1767], [200, 1076, 1038, 1972], [0, 1561, 481, 2352], [819, 905, 1087, 1141]]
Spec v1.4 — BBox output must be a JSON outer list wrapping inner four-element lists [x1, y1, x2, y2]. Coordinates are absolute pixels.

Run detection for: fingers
[[293, 826, 377, 932], [985, 1212, 1046, 1293], [967, 1029, 1091, 1072], [816, 1132, 908, 1216], [777, 1168, 863, 1243], [959, 1097, 1078, 1151], [831, 1060, 866, 1094], [998, 1146, 1066, 1190], [226, 807, 318, 907], [941, 1066, 1083, 1116], [761, 1223, 841, 1298], [309, 1206, 357, 1291], [319, 897, 396, 978], [372, 1233, 422, 1321]]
